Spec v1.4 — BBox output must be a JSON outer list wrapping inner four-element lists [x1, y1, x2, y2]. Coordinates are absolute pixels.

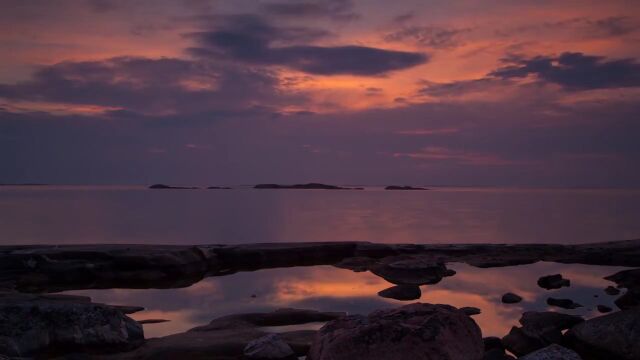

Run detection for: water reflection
[[67, 262, 628, 338]]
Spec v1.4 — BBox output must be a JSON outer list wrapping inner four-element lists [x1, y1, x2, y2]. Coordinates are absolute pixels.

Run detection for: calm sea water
[[1, 185, 639, 245]]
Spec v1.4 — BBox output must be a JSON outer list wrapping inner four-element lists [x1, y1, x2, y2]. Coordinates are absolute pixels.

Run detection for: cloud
[[384, 25, 470, 49], [495, 16, 639, 39], [187, 15, 428, 75], [393, 146, 532, 166], [261, 0, 358, 21], [490, 52, 640, 90]]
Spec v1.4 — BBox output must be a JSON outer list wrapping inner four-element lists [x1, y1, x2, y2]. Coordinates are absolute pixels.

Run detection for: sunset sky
[[1, 0, 639, 186]]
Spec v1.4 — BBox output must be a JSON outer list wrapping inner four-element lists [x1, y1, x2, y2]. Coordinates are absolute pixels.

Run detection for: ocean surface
[[1, 185, 639, 245]]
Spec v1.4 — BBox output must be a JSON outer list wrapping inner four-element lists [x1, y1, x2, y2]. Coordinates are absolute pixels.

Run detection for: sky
[[1, 0, 639, 187]]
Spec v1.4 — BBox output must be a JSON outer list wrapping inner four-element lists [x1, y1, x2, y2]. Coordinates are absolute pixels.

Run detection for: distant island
[[207, 186, 232, 189], [254, 183, 364, 190], [148, 184, 198, 190], [385, 186, 429, 190]]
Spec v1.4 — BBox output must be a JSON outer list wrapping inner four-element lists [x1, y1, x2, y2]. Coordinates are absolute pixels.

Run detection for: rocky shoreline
[[1, 239, 639, 359]]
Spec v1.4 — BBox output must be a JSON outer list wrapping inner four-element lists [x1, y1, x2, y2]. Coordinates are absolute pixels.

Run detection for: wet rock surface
[[537, 274, 570, 290], [502, 311, 583, 357], [519, 344, 582, 360], [565, 307, 640, 360], [0, 292, 143, 357], [377, 284, 422, 300], [307, 303, 484, 360]]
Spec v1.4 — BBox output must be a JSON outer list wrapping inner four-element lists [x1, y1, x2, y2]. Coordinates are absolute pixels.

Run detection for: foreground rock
[[565, 307, 640, 360], [307, 303, 483, 360], [519, 344, 582, 360], [384, 186, 428, 190], [604, 268, 640, 309], [502, 311, 583, 356], [0, 292, 143, 357], [537, 274, 570, 290], [501, 293, 522, 304], [377, 285, 422, 301], [254, 183, 362, 190], [243, 334, 296, 360], [148, 184, 198, 189]]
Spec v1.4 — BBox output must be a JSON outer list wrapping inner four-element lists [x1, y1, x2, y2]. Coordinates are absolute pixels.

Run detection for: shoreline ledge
[[0, 239, 639, 293]]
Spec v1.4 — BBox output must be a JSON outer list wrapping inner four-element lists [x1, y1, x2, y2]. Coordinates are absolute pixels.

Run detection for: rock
[[483, 337, 504, 351], [370, 258, 449, 285], [546, 297, 582, 309], [502, 311, 583, 357], [596, 305, 612, 313], [254, 183, 361, 190], [244, 334, 296, 360], [384, 186, 428, 190], [377, 285, 421, 301], [0, 292, 143, 357], [138, 319, 170, 324], [206, 186, 232, 189], [519, 344, 582, 360], [111, 305, 145, 314], [461, 307, 482, 316], [307, 303, 483, 360], [537, 274, 570, 290], [482, 337, 513, 360], [604, 286, 620, 295], [191, 308, 345, 332], [501, 293, 522, 304], [604, 268, 640, 310], [565, 307, 640, 360], [148, 184, 197, 189], [482, 348, 515, 360]]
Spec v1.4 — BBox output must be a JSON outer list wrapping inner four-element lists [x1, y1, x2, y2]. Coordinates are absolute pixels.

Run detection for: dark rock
[[483, 337, 504, 352], [384, 186, 428, 190], [596, 305, 612, 313], [0, 292, 143, 357], [501, 292, 522, 304], [519, 344, 582, 360], [138, 319, 170, 324], [149, 184, 198, 189], [243, 334, 296, 360], [370, 257, 449, 285], [377, 285, 422, 301], [206, 186, 232, 189], [307, 303, 484, 360], [483, 348, 515, 360], [604, 268, 640, 310], [461, 307, 482, 316], [546, 297, 582, 309], [254, 183, 360, 190], [502, 311, 583, 356], [191, 308, 345, 332], [604, 286, 620, 295], [565, 307, 640, 360], [537, 274, 570, 290], [111, 305, 145, 314], [334, 257, 377, 272]]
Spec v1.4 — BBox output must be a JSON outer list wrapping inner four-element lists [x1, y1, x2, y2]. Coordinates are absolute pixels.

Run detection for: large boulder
[[0, 292, 143, 357], [565, 307, 640, 360], [502, 311, 583, 356], [244, 334, 296, 360], [308, 303, 484, 360], [519, 344, 582, 360]]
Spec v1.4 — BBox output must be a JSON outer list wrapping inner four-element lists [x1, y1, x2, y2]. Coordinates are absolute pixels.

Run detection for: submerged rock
[[377, 285, 422, 301], [502, 311, 583, 357], [0, 292, 143, 357], [244, 334, 296, 360], [501, 293, 523, 304], [537, 274, 570, 290], [307, 303, 483, 360], [565, 307, 640, 360], [519, 344, 582, 360], [546, 297, 582, 309]]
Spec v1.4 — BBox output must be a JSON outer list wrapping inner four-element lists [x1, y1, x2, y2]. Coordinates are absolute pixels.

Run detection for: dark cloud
[[495, 16, 639, 39], [384, 25, 470, 49], [0, 56, 296, 114], [261, 0, 359, 21], [490, 52, 640, 90], [187, 15, 427, 75]]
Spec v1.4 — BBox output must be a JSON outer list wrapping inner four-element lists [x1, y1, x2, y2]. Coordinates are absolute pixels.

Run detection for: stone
[[502, 311, 583, 357], [0, 293, 143, 357], [138, 319, 170, 324], [370, 258, 449, 285], [244, 334, 296, 360], [596, 305, 612, 313], [501, 293, 522, 304], [565, 307, 640, 360], [307, 303, 484, 360], [377, 285, 422, 301], [482, 349, 515, 360], [519, 344, 582, 360], [537, 274, 570, 290], [604, 268, 640, 310], [604, 286, 620, 295], [546, 297, 582, 309], [461, 307, 482, 316]]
